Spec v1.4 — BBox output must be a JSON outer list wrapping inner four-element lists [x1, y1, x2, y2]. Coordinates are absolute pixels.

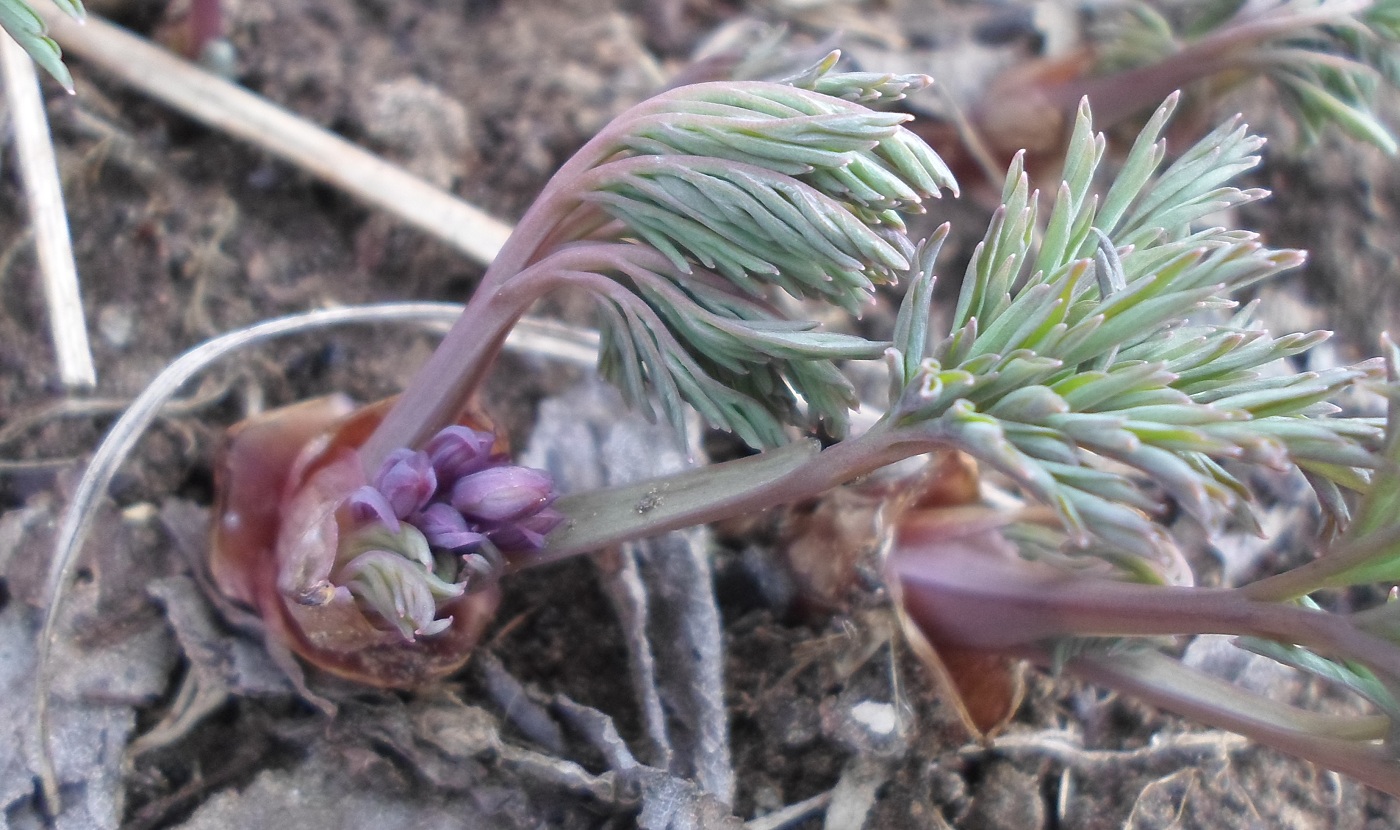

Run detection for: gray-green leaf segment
[[0, 0, 82, 91]]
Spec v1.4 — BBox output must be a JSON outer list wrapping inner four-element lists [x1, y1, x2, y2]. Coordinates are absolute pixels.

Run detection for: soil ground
[[3, 1, 1400, 828]]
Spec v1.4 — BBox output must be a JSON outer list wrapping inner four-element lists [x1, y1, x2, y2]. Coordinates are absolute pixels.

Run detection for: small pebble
[[850, 700, 898, 737], [97, 305, 134, 348]]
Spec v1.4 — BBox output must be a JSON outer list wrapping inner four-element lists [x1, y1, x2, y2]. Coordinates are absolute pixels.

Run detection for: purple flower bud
[[415, 503, 488, 550], [373, 448, 438, 519], [426, 425, 497, 483], [487, 507, 566, 552], [451, 465, 557, 524], [345, 485, 400, 532]]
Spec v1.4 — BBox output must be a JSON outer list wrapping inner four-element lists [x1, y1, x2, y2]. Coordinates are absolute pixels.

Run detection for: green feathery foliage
[[561, 59, 958, 447], [871, 95, 1400, 782], [884, 94, 1387, 571]]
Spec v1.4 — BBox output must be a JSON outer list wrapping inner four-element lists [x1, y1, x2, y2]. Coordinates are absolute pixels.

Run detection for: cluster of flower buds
[[331, 425, 563, 641]]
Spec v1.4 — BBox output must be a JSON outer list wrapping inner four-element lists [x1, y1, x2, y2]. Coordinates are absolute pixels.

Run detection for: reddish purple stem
[[190, 0, 223, 57]]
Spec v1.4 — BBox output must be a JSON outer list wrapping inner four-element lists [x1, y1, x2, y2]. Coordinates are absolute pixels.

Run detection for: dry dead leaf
[[882, 451, 1026, 741]]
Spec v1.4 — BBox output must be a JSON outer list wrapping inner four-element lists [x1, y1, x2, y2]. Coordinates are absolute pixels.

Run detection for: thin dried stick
[[31, 301, 606, 813], [743, 790, 834, 830], [34, 302, 466, 812], [36, 2, 511, 268], [1, 32, 94, 388], [0, 376, 233, 446]]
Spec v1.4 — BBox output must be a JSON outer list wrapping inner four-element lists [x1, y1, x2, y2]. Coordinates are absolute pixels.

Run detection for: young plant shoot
[[212, 55, 958, 685], [973, 0, 1400, 168], [207, 55, 1400, 792]]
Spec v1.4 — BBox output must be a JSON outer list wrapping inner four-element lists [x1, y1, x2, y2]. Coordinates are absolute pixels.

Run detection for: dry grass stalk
[[1, 30, 92, 387]]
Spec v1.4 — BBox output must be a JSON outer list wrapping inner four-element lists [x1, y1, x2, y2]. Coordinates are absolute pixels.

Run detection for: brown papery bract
[[211, 396, 501, 688]]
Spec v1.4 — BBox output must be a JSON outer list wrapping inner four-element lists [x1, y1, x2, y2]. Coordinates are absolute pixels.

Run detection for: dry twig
[[36, 1, 511, 267], [1, 29, 92, 387]]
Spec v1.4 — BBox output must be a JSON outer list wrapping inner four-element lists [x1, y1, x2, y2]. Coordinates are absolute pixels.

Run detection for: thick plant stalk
[[881, 476, 1400, 796], [890, 517, 1400, 680]]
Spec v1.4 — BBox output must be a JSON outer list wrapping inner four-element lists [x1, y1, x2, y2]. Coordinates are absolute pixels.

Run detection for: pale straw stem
[[37, 2, 511, 267], [1, 32, 94, 388]]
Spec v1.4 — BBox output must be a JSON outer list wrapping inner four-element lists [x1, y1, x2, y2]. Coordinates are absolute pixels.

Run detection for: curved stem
[[359, 243, 693, 472], [535, 202, 616, 256], [1239, 522, 1400, 601], [1062, 648, 1400, 796], [357, 266, 557, 472], [358, 97, 755, 469]]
